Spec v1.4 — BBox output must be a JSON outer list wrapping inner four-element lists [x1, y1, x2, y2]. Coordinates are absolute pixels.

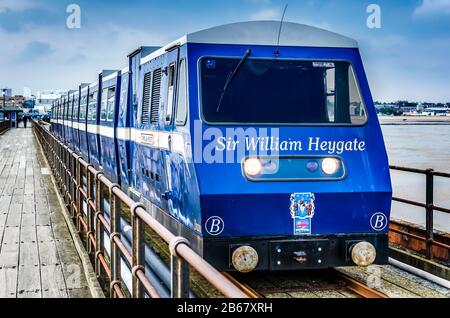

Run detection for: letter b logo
[[205, 216, 225, 236], [370, 212, 388, 231]]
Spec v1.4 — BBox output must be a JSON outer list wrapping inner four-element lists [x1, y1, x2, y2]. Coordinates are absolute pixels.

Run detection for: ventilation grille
[[141, 72, 152, 125], [150, 68, 162, 124]]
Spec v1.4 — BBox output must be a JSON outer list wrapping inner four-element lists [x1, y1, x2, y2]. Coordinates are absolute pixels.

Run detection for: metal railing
[[0, 120, 10, 134], [32, 121, 248, 298], [390, 165, 450, 260]]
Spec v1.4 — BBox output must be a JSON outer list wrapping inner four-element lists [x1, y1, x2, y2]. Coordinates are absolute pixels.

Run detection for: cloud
[[14, 41, 54, 63], [249, 8, 282, 20], [414, 0, 450, 16], [0, 0, 35, 13]]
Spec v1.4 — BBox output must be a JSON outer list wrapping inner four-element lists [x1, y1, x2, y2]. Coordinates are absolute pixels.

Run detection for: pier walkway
[[0, 127, 93, 298]]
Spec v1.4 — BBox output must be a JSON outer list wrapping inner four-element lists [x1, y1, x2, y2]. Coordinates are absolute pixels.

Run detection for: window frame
[[197, 56, 369, 127], [175, 58, 188, 126]]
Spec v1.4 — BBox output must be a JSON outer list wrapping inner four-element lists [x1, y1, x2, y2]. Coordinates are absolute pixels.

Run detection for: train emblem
[[290, 193, 316, 235]]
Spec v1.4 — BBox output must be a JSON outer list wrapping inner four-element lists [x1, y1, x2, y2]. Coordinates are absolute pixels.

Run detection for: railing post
[[75, 157, 82, 233], [425, 169, 434, 260], [94, 172, 105, 276], [86, 166, 95, 254], [109, 184, 122, 298], [131, 203, 145, 298], [169, 237, 190, 298]]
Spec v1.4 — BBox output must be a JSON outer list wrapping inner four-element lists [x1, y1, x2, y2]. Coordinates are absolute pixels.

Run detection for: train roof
[[141, 21, 358, 65]]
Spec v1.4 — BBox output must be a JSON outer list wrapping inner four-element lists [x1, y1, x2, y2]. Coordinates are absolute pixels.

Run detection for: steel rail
[[333, 270, 389, 298]]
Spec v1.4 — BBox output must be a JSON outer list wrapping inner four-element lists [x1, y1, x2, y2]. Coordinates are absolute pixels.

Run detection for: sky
[[0, 0, 449, 102]]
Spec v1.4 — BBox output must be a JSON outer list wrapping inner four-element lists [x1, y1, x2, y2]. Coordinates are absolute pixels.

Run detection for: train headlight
[[244, 158, 262, 176], [321, 158, 340, 175], [232, 246, 259, 273], [351, 241, 376, 267]]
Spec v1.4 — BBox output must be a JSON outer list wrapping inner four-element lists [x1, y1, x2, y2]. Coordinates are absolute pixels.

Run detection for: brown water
[[381, 124, 450, 232]]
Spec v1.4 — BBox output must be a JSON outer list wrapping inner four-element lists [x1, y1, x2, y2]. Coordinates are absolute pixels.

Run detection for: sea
[[381, 122, 450, 232]]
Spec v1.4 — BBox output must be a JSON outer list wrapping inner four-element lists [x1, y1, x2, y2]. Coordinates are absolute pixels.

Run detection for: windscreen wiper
[[216, 49, 252, 113]]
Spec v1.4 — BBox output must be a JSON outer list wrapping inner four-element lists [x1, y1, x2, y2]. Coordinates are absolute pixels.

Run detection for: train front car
[[181, 21, 392, 272]]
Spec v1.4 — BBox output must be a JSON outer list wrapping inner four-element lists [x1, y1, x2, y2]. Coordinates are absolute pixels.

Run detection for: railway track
[[225, 269, 389, 299]]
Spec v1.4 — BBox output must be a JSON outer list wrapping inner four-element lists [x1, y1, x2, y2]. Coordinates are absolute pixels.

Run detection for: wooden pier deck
[[0, 127, 93, 298]]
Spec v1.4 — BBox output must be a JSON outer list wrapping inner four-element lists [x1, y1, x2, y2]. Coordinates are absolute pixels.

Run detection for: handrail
[[31, 120, 248, 299], [390, 165, 450, 260]]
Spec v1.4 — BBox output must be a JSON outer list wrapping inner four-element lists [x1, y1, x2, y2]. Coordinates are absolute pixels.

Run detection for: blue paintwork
[[79, 87, 89, 162]]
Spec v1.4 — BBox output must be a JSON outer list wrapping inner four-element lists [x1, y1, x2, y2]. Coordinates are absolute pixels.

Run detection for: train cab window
[[165, 63, 176, 122], [100, 89, 108, 121], [176, 59, 187, 125], [106, 87, 116, 122], [200, 59, 367, 125], [88, 93, 97, 121]]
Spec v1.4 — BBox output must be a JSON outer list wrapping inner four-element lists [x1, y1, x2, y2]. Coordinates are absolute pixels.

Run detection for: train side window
[[176, 59, 187, 126], [107, 87, 116, 122], [100, 89, 108, 121], [79, 96, 87, 121], [165, 63, 176, 122], [326, 68, 336, 122], [88, 93, 97, 121]]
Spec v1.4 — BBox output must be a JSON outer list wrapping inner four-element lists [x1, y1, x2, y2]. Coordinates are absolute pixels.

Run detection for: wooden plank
[[41, 264, 67, 297], [36, 214, 50, 226], [36, 225, 54, 243], [17, 261, 41, 292], [0, 195, 11, 214], [2, 226, 20, 245], [21, 214, 35, 227], [38, 242, 59, 266], [0, 247, 19, 268], [68, 288, 92, 298], [5, 212, 21, 227], [17, 290, 42, 298], [19, 242, 39, 267], [20, 226, 37, 243], [0, 267, 18, 298], [8, 203, 23, 216]]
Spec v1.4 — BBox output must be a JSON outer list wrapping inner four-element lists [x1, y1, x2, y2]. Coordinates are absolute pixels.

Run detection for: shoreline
[[379, 116, 450, 125]]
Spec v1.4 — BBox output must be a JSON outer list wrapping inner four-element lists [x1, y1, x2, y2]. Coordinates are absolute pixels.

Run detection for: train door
[[68, 94, 74, 148], [117, 70, 131, 189], [160, 48, 179, 217]]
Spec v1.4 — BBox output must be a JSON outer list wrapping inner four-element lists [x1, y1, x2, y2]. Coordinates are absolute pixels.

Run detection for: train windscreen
[[201, 58, 366, 125]]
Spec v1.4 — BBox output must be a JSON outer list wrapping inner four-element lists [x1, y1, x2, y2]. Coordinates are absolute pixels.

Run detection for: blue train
[[51, 21, 392, 272]]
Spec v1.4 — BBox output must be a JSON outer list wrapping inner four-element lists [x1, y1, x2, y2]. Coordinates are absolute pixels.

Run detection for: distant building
[[35, 90, 64, 112], [1, 88, 12, 97]]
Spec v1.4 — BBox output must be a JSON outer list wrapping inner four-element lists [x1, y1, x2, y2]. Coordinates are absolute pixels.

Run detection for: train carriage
[[52, 21, 392, 273]]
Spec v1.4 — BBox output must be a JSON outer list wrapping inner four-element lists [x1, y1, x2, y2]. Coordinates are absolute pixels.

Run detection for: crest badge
[[290, 193, 316, 235]]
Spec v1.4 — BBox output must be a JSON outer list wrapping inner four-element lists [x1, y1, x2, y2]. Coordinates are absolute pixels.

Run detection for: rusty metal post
[[425, 169, 434, 260], [169, 237, 190, 298], [94, 171, 105, 276], [109, 184, 122, 298], [76, 157, 82, 233], [86, 166, 95, 254], [131, 203, 145, 298]]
